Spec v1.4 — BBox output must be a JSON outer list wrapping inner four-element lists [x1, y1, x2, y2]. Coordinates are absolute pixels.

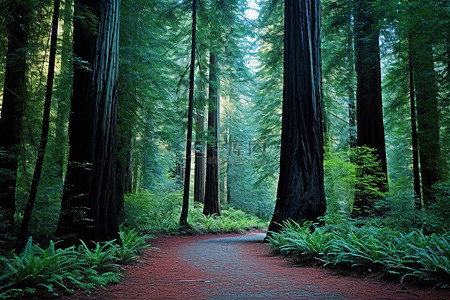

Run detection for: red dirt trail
[[66, 232, 450, 299]]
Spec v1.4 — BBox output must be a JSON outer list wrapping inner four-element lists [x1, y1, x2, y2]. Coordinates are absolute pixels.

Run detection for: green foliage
[[415, 180, 450, 233], [123, 191, 182, 235], [323, 148, 355, 220], [189, 205, 268, 233], [78, 240, 120, 274], [115, 228, 154, 264], [267, 220, 450, 288], [123, 191, 268, 235], [0, 229, 155, 298], [324, 146, 389, 220], [0, 237, 80, 297]]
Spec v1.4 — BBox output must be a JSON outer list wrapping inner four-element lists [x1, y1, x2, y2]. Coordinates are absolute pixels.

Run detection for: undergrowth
[[267, 220, 450, 289], [0, 229, 153, 298], [123, 191, 269, 235]]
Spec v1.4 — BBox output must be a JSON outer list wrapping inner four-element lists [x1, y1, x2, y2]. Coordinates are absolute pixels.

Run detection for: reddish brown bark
[[267, 0, 326, 234], [57, 0, 121, 244], [203, 54, 220, 216]]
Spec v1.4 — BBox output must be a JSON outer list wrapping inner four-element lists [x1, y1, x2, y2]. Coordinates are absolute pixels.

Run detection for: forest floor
[[62, 230, 450, 299]]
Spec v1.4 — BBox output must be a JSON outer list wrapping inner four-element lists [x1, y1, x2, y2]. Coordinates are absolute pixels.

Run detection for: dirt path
[[71, 232, 450, 299]]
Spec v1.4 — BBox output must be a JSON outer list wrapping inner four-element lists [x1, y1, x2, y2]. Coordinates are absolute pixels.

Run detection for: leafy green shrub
[[0, 237, 81, 298], [115, 228, 154, 264], [0, 227, 155, 298], [189, 204, 268, 233], [123, 191, 268, 235], [267, 220, 450, 288], [416, 181, 450, 233], [78, 240, 120, 274], [123, 191, 181, 235], [324, 150, 356, 219]]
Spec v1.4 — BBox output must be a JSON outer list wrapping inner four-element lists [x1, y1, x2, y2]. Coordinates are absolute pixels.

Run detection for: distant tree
[[194, 70, 207, 204], [409, 2, 441, 207], [53, 0, 73, 182], [352, 0, 388, 217], [16, 0, 61, 251], [322, 0, 356, 151], [57, 0, 121, 244], [267, 0, 326, 234], [0, 1, 30, 226], [203, 53, 220, 216]]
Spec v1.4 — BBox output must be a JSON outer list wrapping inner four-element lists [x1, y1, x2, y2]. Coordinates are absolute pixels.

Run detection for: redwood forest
[[0, 0, 449, 298]]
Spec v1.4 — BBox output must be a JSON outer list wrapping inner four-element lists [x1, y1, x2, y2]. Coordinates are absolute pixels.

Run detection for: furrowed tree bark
[[15, 0, 61, 252], [352, 0, 388, 218], [180, 0, 197, 229], [203, 54, 220, 216], [57, 0, 121, 244], [0, 1, 29, 226], [267, 0, 326, 234]]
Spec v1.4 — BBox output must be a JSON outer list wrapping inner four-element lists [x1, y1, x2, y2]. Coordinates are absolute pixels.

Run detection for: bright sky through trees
[[245, 0, 259, 20]]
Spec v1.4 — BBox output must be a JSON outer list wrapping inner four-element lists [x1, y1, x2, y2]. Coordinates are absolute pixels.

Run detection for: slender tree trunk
[[412, 39, 440, 207], [0, 2, 29, 226], [347, 12, 356, 150], [57, 0, 121, 244], [408, 33, 421, 208], [352, 0, 388, 218], [194, 108, 206, 203], [16, 0, 61, 251], [53, 0, 73, 181], [267, 0, 326, 234], [203, 54, 220, 216], [180, 0, 197, 228]]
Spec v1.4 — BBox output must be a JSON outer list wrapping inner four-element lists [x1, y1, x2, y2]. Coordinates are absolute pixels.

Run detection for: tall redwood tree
[[203, 54, 220, 216], [267, 0, 326, 234], [180, 0, 197, 228], [0, 1, 29, 226], [57, 0, 121, 244], [352, 0, 389, 217]]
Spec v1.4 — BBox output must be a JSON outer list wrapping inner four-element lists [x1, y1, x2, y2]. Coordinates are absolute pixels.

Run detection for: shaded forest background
[[0, 0, 448, 255]]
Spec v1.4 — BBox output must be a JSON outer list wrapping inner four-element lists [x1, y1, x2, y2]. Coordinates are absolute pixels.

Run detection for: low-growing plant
[[0, 237, 81, 298], [115, 228, 154, 264], [78, 240, 120, 274], [123, 191, 268, 235], [267, 220, 450, 288], [0, 228, 155, 298]]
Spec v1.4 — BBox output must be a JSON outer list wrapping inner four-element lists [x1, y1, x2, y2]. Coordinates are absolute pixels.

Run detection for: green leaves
[[0, 230, 156, 298], [123, 191, 267, 235], [267, 221, 450, 288]]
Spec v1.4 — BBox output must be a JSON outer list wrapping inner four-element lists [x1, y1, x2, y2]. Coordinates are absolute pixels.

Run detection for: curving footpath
[[69, 232, 450, 299]]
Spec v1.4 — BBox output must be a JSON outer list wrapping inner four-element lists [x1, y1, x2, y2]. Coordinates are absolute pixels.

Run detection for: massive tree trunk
[[56, 0, 121, 244], [352, 0, 388, 218], [203, 54, 220, 216], [0, 2, 29, 226], [180, 0, 197, 228], [267, 0, 326, 234], [412, 38, 440, 207]]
